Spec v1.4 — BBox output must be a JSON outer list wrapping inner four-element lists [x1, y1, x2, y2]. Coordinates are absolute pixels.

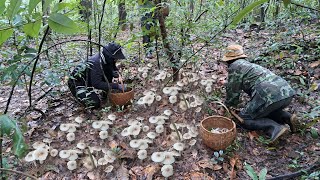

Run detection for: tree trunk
[[80, 0, 92, 21], [118, 0, 127, 31], [155, 0, 179, 81]]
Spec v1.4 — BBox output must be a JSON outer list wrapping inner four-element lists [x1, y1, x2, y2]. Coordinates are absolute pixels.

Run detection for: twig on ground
[[0, 168, 37, 180]]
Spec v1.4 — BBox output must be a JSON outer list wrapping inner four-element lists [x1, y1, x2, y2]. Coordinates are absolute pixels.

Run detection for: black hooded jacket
[[69, 52, 118, 91]]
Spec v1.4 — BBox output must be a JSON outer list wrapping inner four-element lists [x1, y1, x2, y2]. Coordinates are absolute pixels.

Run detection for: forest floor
[[1, 18, 320, 180]]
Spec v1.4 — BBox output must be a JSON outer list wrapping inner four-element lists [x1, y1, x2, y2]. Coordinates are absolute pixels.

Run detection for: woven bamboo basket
[[199, 116, 236, 150], [109, 88, 134, 106]]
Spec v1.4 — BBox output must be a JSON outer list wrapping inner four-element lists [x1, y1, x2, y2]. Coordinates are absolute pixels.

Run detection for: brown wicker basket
[[199, 116, 236, 150], [109, 88, 134, 106]]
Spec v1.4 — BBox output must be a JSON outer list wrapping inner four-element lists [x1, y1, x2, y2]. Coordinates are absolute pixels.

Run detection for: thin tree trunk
[[155, 0, 179, 81], [118, 0, 127, 31]]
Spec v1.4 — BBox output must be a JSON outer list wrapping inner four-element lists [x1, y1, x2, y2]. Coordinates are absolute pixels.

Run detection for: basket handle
[[118, 73, 125, 93]]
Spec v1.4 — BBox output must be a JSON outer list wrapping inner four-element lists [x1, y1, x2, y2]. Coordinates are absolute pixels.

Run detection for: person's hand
[[112, 71, 119, 78]]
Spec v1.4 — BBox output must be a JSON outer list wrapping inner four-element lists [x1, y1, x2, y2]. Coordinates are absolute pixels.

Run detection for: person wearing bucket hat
[[222, 44, 298, 142], [67, 42, 127, 109]]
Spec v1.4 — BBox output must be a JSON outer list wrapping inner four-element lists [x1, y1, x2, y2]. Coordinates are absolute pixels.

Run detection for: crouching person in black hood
[[68, 42, 126, 109]]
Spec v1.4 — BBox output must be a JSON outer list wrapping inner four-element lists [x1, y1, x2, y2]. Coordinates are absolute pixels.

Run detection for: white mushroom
[[161, 164, 174, 177], [162, 87, 172, 94], [25, 151, 35, 162], [99, 131, 109, 139], [183, 133, 192, 140], [162, 152, 175, 165], [59, 150, 70, 159], [136, 116, 144, 121], [75, 116, 84, 123], [59, 124, 70, 132], [98, 158, 108, 165], [142, 126, 150, 132], [129, 139, 141, 148], [173, 142, 184, 151], [151, 152, 165, 162], [156, 125, 164, 134], [156, 95, 162, 101], [105, 165, 114, 173], [66, 132, 75, 142], [33, 147, 48, 161], [121, 128, 130, 137], [128, 125, 141, 136], [147, 132, 157, 139], [100, 121, 110, 131], [77, 142, 87, 150], [50, 149, 58, 157], [92, 121, 102, 129], [68, 150, 79, 161], [205, 86, 212, 93], [32, 142, 46, 149], [67, 160, 77, 171], [108, 114, 116, 121], [137, 97, 145, 105], [138, 140, 149, 150], [169, 95, 177, 104], [163, 109, 173, 116], [149, 116, 158, 124], [188, 139, 197, 146], [143, 94, 155, 106], [137, 149, 147, 160]]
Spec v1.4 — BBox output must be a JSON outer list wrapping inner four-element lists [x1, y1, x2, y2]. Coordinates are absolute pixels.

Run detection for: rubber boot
[[243, 118, 289, 142], [268, 110, 298, 133]]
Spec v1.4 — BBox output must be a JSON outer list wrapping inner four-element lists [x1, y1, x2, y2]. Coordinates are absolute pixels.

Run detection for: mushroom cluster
[[151, 151, 179, 177], [25, 141, 53, 163]]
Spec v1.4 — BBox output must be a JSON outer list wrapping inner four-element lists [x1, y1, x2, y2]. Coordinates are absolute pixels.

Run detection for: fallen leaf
[[213, 164, 223, 170], [309, 60, 320, 68], [248, 131, 259, 141], [294, 69, 302, 76], [229, 155, 239, 180], [190, 172, 214, 180], [109, 140, 118, 149], [143, 164, 159, 180], [87, 172, 95, 180], [116, 162, 129, 180]]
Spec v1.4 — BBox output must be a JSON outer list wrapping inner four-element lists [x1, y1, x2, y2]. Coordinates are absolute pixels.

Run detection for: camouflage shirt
[[225, 59, 295, 109]]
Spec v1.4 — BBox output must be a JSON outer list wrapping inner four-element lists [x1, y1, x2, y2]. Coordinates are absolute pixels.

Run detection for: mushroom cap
[[142, 126, 150, 132], [205, 86, 212, 93], [99, 131, 109, 139], [92, 121, 102, 129], [137, 149, 147, 160], [143, 94, 155, 105], [67, 125, 77, 133], [75, 116, 84, 123], [59, 150, 71, 159], [137, 97, 145, 105], [59, 124, 70, 132], [121, 128, 130, 137], [161, 164, 174, 177], [128, 120, 141, 126], [182, 133, 192, 140], [138, 141, 149, 150], [33, 147, 48, 161], [169, 95, 177, 104], [176, 81, 184, 87], [155, 125, 164, 134], [188, 139, 197, 146], [100, 121, 110, 131], [32, 141, 46, 149], [25, 151, 35, 162], [149, 116, 158, 124], [163, 109, 173, 116], [67, 160, 77, 171], [156, 95, 162, 101], [77, 142, 87, 150], [195, 107, 202, 112], [170, 150, 181, 157], [66, 132, 75, 142], [108, 114, 116, 121], [136, 116, 144, 121], [105, 165, 114, 173], [190, 102, 197, 108], [162, 152, 175, 165], [128, 125, 141, 136], [143, 90, 155, 96], [68, 150, 79, 161], [151, 152, 165, 162], [173, 142, 184, 151], [162, 87, 172, 94], [147, 132, 157, 139], [50, 149, 58, 157], [98, 158, 108, 165], [129, 139, 141, 148]]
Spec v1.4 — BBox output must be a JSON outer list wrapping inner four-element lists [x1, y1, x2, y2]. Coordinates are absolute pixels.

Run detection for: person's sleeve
[[225, 68, 242, 107], [90, 62, 109, 91]]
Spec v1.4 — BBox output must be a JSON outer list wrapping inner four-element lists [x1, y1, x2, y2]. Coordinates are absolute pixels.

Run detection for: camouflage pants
[[242, 95, 293, 120]]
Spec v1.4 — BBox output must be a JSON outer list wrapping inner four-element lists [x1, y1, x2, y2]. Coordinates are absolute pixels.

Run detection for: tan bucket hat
[[222, 44, 247, 61]]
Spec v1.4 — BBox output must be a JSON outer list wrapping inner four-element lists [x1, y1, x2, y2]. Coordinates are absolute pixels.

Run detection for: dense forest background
[[0, 0, 319, 179]]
